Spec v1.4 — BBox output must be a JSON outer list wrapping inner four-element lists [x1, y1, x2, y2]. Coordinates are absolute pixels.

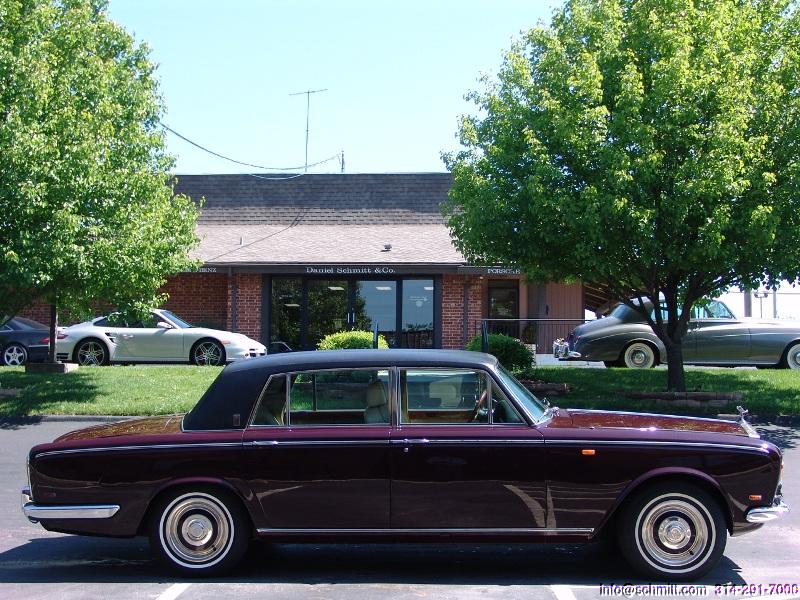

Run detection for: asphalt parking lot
[[1, 419, 798, 600]]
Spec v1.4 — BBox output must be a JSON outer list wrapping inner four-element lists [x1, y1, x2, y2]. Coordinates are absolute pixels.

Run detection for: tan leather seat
[[364, 380, 389, 424]]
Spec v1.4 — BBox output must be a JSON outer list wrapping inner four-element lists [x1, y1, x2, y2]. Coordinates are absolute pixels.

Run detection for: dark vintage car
[[22, 350, 787, 579], [1, 316, 53, 366], [554, 299, 800, 369]]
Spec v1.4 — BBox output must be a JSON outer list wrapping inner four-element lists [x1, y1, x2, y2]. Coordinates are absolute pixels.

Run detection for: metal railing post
[[481, 320, 489, 353], [373, 321, 379, 349]]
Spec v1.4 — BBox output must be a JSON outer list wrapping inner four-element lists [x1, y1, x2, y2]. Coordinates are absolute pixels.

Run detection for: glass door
[[353, 280, 397, 346], [306, 279, 350, 349]]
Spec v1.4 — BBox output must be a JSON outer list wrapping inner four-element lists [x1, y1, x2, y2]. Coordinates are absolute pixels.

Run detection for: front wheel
[[617, 482, 726, 580], [622, 342, 656, 369], [192, 340, 225, 366], [149, 489, 249, 576], [2, 343, 28, 366]]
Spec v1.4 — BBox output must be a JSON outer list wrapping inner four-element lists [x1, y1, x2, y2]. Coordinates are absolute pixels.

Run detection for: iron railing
[[474, 318, 593, 352]]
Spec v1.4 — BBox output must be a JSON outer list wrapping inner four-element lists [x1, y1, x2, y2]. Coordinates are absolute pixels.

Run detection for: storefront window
[[271, 278, 301, 352], [354, 280, 397, 346], [400, 279, 434, 348]]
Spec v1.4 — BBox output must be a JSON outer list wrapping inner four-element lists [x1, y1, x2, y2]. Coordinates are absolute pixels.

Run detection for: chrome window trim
[[546, 439, 769, 453], [34, 442, 242, 459], [256, 527, 593, 535], [247, 374, 287, 428]]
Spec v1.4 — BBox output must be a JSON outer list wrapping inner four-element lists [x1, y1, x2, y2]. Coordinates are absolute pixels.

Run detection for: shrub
[[317, 330, 389, 350], [466, 333, 534, 370]]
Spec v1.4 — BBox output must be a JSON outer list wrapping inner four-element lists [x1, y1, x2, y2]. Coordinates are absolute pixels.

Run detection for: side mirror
[[157, 321, 173, 330]]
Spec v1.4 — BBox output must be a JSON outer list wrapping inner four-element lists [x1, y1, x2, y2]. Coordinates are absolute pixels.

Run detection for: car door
[[390, 368, 547, 530], [242, 368, 392, 530], [685, 301, 750, 364], [121, 312, 183, 360]]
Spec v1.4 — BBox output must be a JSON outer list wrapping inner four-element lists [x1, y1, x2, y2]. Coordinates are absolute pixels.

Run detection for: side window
[[707, 301, 733, 319], [251, 375, 288, 426], [289, 369, 391, 426], [401, 369, 489, 425], [491, 381, 525, 424]]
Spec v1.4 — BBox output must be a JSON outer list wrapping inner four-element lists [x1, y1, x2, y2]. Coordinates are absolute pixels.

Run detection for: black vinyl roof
[[182, 349, 498, 431]]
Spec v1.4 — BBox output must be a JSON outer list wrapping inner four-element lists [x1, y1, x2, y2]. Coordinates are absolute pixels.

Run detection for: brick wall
[[441, 274, 484, 349], [162, 272, 229, 330], [227, 273, 262, 341]]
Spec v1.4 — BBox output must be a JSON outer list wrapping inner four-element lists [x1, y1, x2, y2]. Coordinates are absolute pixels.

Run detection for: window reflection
[[401, 279, 433, 348], [354, 280, 396, 346]]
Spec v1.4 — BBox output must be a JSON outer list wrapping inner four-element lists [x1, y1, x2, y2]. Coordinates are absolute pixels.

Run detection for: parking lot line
[[156, 583, 191, 600]]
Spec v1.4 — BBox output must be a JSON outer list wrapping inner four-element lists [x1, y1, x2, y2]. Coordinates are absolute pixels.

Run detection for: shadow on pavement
[[0, 536, 748, 586]]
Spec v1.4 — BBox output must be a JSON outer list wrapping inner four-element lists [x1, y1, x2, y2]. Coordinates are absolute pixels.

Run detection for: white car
[[57, 309, 266, 366]]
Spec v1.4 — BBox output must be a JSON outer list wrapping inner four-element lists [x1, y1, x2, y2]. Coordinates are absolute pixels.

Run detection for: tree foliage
[[0, 0, 199, 323], [444, 0, 800, 389]]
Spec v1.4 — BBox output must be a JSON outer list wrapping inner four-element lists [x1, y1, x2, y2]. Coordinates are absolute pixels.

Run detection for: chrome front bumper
[[745, 494, 789, 523], [553, 339, 581, 360], [21, 488, 120, 523]]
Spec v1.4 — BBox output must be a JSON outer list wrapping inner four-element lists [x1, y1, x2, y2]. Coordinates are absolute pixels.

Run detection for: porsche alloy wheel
[[75, 339, 108, 366], [192, 340, 225, 366], [2, 343, 28, 366], [618, 483, 726, 580], [151, 490, 249, 575]]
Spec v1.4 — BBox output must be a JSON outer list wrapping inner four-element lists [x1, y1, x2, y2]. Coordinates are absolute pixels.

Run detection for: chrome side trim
[[546, 439, 768, 453], [245, 440, 389, 447], [256, 527, 594, 535], [35, 442, 241, 459], [389, 438, 545, 446]]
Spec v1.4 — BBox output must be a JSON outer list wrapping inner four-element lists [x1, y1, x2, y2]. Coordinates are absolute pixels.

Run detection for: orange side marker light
[[581, 449, 596, 456]]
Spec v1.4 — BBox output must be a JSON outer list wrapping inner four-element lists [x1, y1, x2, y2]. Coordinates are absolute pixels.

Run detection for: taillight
[[40, 333, 68, 344]]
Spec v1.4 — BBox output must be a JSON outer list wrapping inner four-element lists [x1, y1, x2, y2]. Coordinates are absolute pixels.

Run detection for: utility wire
[[161, 123, 341, 172]]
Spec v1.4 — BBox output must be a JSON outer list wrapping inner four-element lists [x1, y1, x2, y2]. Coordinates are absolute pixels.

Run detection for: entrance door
[[306, 279, 350, 349]]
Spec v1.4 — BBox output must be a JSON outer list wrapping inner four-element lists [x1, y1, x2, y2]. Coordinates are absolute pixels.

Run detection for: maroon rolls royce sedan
[[22, 350, 787, 579]]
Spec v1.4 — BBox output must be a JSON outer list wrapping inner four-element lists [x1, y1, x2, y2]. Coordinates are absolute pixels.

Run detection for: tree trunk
[[665, 341, 686, 392], [48, 303, 58, 364]]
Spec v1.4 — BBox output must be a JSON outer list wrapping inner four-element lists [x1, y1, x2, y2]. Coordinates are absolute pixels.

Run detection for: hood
[[54, 414, 184, 442], [557, 408, 750, 436]]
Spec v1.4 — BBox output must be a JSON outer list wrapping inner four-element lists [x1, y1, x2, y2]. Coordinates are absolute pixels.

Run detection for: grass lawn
[[518, 366, 800, 417], [0, 364, 798, 418], [0, 366, 222, 417]]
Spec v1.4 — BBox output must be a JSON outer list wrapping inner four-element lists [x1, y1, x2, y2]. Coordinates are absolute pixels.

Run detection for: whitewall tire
[[623, 342, 656, 369], [783, 343, 800, 369]]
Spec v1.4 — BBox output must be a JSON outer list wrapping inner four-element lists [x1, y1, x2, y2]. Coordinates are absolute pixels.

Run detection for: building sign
[[198, 267, 218, 273], [457, 266, 522, 276], [305, 266, 396, 275]]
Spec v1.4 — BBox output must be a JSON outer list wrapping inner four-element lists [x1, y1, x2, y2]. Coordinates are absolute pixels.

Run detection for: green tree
[[444, 0, 800, 390], [0, 0, 199, 360]]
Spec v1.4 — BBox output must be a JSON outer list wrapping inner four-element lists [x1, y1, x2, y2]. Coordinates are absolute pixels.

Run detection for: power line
[[161, 123, 340, 172]]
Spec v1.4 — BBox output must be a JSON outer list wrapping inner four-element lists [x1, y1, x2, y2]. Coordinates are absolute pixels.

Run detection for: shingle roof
[[175, 172, 454, 226], [175, 173, 467, 266]]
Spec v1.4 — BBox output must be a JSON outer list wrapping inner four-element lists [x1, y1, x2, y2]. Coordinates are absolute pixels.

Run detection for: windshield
[[495, 365, 547, 421], [160, 310, 192, 329]]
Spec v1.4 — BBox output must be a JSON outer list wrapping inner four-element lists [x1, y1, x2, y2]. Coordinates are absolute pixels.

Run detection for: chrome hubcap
[[78, 342, 104, 365], [638, 496, 712, 570], [161, 494, 232, 566], [3, 346, 26, 366], [195, 342, 222, 365], [631, 350, 647, 366], [788, 348, 800, 369]]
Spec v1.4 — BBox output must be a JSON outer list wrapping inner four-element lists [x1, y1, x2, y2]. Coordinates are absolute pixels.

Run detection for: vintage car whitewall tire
[[622, 342, 656, 369], [2, 343, 28, 366], [150, 489, 250, 575], [783, 342, 800, 369], [617, 482, 726, 580]]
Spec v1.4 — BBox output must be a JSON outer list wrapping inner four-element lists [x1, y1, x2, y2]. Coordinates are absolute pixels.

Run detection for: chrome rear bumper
[[21, 488, 120, 523], [745, 494, 789, 523]]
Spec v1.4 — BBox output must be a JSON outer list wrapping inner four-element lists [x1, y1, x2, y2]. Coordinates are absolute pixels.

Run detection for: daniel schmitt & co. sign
[[304, 266, 396, 275]]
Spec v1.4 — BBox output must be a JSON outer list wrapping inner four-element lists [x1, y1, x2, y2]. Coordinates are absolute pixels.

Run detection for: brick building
[[25, 173, 587, 351]]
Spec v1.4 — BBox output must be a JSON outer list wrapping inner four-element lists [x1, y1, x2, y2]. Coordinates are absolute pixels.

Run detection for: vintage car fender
[[593, 467, 732, 536]]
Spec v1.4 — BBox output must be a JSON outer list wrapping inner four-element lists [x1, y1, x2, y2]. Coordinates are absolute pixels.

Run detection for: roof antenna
[[289, 88, 328, 172]]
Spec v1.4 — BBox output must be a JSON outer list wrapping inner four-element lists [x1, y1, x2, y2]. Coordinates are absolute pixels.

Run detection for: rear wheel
[[782, 342, 800, 369], [74, 338, 109, 366], [617, 482, 726, 580], [149, 489, 249, 576], [2, 343, 28, 366], [622, 342, 656, 369]]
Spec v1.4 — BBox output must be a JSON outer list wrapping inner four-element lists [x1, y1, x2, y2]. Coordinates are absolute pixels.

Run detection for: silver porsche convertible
[[57, 309, 266, 366], [554, 299, 800, 369]]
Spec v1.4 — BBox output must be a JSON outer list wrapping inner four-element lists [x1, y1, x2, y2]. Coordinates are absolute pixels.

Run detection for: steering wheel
[[470, 389, 490, 422]]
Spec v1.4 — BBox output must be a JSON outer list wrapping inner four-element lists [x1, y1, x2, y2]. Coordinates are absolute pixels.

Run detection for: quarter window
[[401, 369, 490, 425], [289, 369, 391, 426], [252, 375, 288, 426]]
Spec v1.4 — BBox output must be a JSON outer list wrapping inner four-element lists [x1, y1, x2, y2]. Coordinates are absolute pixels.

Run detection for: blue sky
[[107, 0, 558, 175]]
